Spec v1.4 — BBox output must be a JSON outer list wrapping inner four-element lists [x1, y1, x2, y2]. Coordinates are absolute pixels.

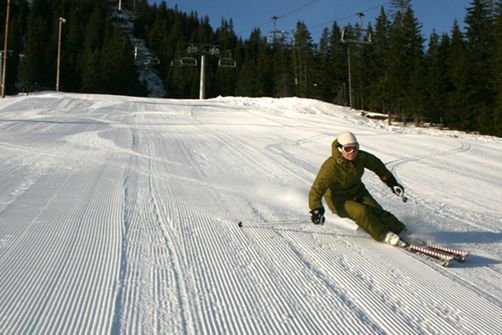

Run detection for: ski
[[397, 241, 455, 267], [425, 242, 469, 262], [404, 238, 470, 262], [397, 239, 470, 267]]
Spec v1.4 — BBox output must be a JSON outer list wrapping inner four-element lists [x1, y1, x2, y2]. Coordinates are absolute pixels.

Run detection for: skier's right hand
[[310, 207, 325, 225]]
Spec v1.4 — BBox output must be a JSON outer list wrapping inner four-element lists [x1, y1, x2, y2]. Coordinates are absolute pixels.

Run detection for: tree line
[[1, 0, 145, 96], [1, 0, 501, 136]]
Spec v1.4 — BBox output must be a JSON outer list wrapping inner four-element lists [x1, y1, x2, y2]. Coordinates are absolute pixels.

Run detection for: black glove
[[385, 176, 405, 197], [310, 207, 325, 225]]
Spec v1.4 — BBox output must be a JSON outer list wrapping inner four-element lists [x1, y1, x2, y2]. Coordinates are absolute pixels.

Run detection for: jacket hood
[[331, 139, 342, 159]]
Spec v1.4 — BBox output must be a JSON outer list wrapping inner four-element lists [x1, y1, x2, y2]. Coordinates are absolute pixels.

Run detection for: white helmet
[[337, 131, 358, 146]]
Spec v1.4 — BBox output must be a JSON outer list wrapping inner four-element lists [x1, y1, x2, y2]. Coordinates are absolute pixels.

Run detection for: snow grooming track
[[112, 128, 193, 334], [375, 132, 502, 302], [0, 165, 123, 334], [278, 229, 501, 335], [237, 226, 386, 334]]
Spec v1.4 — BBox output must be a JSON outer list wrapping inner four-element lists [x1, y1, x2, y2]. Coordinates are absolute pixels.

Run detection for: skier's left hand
[[392, 184, 404, 197], [385, 176, 405, 196]]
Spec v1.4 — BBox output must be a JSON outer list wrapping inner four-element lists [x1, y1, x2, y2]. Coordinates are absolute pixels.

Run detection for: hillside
[[0, 92, 501, 334]]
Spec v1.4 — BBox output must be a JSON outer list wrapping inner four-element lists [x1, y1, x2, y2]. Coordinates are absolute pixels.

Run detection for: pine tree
[[387, 7, 424, 124], [18, 0, 55, 91], [60, 5, 85, 92], [328, 22, 348, 106], [2, 0, 29, 94], [257, 47, 274, 97], [235, 29, 261, 96], [491, 0, 502, 136], [446, 21, 469, 129], [272, 45, 293, 97], [464, 0, 496, 133], [424, 31, 453, 125], [353, 24, 375, 111], [389, 0, 412, 20], [214, 19, 238, 97], [436, 33, 455, 126], [81, 6, 107, 92], [101, 24, 141, 95], [371, 7, 391, 115], [313, 27, 333, 101], [293, 21, 314, 98]]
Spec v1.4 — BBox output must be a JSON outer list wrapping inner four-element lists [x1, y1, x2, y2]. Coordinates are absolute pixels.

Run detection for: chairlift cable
[[309, 1, 392, 31], [221, 0, 321, 45], [277, 0, 322, 21], [199, 0, 392, 57]]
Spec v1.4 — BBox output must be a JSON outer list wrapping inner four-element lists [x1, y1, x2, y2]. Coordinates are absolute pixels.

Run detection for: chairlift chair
[[144, 56, 160, 66], [341, 28, 372, 45], [266, 29, 294, 47], [180, 57, 198, 67], [267, 30, 285, 45], [341, 12, 372, 45], [266, 15, 294, 47], [218, 57, 237, 68], [170, 57, 198, 67], [208, 46, 220, 56], [187, 45, 199, 54]]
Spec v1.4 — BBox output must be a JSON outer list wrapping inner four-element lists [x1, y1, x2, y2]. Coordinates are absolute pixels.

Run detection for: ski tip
[[238, 221, 243, 228]]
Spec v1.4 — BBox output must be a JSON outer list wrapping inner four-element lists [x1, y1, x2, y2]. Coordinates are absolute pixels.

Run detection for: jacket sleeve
[[362, 151, 394, 183], [309, 158, 335, 210]]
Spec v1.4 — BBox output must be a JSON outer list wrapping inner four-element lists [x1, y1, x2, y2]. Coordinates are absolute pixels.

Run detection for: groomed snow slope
[[0, 92, 501, 334]]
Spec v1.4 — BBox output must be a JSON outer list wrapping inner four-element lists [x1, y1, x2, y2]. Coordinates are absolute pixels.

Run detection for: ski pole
[[237, 218, 309, 228]]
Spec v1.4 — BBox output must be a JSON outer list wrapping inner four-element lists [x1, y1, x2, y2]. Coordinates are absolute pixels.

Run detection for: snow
[[0, 92, 501, 334]]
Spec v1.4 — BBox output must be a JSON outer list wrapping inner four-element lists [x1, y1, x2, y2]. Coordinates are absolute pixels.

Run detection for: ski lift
[[133, 47, 160, 66], [170, 56, 198, 67], [134, 56, 160, 67], [218, 51, 236, 68], [266, 16, 294, 47], [144, 56, 160, 66], [341, 12, 372, 45], [187, 45, 199, 55], [180, 57, 198, 67], [341, 27, 372, 44], [218, 57, 237, 68], [266, 30, 294, 46], [208, 46, 220, 56]]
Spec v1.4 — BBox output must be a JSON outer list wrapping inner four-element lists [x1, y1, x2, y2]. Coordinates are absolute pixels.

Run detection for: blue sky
[[148, 0, 473, 42]]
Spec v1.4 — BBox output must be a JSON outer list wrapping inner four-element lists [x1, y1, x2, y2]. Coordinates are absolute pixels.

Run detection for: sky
[[148, 0, 473, 42]]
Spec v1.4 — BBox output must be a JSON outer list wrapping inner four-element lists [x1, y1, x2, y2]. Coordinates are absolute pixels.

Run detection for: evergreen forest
[[1, 0, 501, 136]]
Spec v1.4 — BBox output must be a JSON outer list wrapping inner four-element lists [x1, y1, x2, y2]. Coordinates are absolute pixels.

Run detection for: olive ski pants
[[332, 193, 406, 242]]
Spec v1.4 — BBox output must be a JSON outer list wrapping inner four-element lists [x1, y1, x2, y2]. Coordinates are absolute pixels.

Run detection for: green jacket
[[309, 139, 394, 212]]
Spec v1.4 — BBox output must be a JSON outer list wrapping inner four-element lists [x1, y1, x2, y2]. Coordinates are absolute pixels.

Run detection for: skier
[[308, 131, 406, 245]]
